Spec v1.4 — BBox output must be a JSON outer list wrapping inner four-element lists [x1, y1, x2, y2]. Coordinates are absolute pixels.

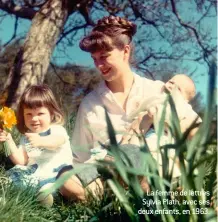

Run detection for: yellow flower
[[0, 106, 17, 130]]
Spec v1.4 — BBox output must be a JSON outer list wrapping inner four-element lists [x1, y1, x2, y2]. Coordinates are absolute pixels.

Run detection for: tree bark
[[3, 0, 70, 109]]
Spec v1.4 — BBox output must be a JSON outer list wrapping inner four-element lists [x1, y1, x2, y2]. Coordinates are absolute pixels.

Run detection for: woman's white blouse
[[72, 74, 164, 163]]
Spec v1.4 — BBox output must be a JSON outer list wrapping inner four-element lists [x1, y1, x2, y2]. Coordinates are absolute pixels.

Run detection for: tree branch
[[76, 0, 94, 25], [23, 0, 46, 8], [128, 0, 167, 40], [3, 16, 19, 47], [50, 62, 70, 84], [170, 0, 210, 58], [128, 0, 156, 26], [57, 23, 87, 45], [136, 65, 156, 80], [0, 0, 37, 20], [196, 2, 213, 25], [139, 53, 203, 64]]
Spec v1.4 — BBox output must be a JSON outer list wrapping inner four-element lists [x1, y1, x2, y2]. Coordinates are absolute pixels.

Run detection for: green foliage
[[0, 169, 59, 222], [45, 63, 101, 115], [64, 111, 77, 145], [0, 63, 217, 221], [0, 126, 21, 169], [99, 62, 217, 221]]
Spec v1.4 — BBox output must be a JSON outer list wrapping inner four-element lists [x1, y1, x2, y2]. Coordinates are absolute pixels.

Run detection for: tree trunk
[[3, 0, 70, 109]]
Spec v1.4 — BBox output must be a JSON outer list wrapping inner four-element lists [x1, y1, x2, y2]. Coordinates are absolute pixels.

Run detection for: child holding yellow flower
[[0, 85, 73, 207], [0, 106, 17, 156], [0, 106, 17, 130]]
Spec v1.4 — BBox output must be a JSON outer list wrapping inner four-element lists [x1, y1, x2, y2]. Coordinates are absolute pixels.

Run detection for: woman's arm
[[0, 131, 28, 165], [121, 112, 153, 145], [180, 116, 201, 139], [72, 104, 93, 163]]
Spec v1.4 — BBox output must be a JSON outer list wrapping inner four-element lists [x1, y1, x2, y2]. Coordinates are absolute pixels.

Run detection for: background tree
[[0, 40, 101, 113], [0, 0, 216, 109]]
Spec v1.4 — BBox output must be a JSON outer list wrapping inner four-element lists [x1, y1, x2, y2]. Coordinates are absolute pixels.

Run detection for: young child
[[149, 74, 198, 136], [121, 74, 201, 177], [0, 85, 73, 206], [123, 74, 200, 144]]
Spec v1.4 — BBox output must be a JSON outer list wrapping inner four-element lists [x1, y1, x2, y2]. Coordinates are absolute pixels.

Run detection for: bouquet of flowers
[[0, 106, 17, 156]]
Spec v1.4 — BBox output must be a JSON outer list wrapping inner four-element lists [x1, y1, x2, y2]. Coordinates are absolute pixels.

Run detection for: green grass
[[0, 139, 216, 221], [0, 165, 136, 222], [0, 62, 217, 221]]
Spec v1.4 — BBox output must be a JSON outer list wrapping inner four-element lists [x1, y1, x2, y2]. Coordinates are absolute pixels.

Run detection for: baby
[[121, 74, 201, 177], [122, 74, 200, 144], [151, 74, 198, 136]]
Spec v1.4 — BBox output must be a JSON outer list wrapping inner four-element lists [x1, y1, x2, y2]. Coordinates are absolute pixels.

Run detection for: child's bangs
[[22, 93, 48, 109], [79, 32, 114, 53]]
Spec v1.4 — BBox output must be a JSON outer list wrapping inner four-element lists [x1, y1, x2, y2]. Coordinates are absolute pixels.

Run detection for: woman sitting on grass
[[0, 85, 73, 207], [58, 15, 166, 201]]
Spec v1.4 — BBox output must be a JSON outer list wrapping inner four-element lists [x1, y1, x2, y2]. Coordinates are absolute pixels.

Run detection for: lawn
[[0, 63, 217, 222]]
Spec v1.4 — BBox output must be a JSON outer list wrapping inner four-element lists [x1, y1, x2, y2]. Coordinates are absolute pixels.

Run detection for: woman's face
[[91, 47, 130, 82]]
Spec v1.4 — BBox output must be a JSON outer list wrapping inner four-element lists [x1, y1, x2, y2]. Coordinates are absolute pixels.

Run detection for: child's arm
[[25, 125, 67, 150], [25, 133, 65, 150], [0, 130, 28, 165]]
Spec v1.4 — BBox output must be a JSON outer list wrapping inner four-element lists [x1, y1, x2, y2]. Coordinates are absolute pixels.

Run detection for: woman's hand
[[121, 118, 139, 144], [139, 113, 153, 133], [121, 112, 152, 145]]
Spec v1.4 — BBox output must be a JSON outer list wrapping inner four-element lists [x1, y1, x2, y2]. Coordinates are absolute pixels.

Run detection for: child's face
[[165, 76, 187, 100], [24, 106, 52, 133]]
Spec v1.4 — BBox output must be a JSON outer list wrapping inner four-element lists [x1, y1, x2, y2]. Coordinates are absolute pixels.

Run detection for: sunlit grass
[[0, 62, 217, 221]]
